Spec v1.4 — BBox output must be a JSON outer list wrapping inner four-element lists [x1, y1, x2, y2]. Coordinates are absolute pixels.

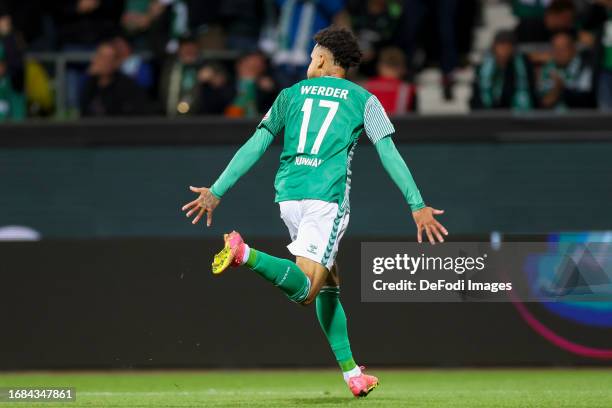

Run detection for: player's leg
[[237, 199, 335, 305], [315, 263, 358, 374], [213, 236, 328, 304], [211, 201, 341, 304], [210, 202, 310, 303], [211, 235, 324, 306], [312, 208, 379, 397], [315, 263, 379, 397], [295, 256, 329, 305]]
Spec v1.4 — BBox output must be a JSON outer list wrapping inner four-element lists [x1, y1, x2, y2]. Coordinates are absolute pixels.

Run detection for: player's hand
[[412, 207, 448, 245], [181, 186, 220, 227]]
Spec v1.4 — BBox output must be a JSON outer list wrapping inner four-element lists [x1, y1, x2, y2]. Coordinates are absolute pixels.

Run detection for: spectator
[[198, 62, 234, 115], [455, 0, 480, 60], [121, 0, 161, 35], [538, 30, 597, 110], [53, 1, 124, 115], [0, 4, 23, 92], [470, 30, 537, 111], [159, 33, 201, 116], [348, 0, 403, 77], [0, 43, 25, 120], [53, 1, 123, 48], [157, 0, 190, 53], [80, 42, 152, 116], [24, 59, 55, 117], [186, 1, 221, 34], [365, 47, 417, 114], [399, 0, 459, 101], [512, 0, 553, 19], [14, 1, 56, 50], [3, 0, 51, 116], [0, 4, 25, 120], [271, 0, 345, 88], [121, 0, 173, 53], [112, 35, 154, 91], [226, 51, 277, 118], [583, 0, 612, 110], [514, 0, 576, 44], [218, 1, 264, 52]]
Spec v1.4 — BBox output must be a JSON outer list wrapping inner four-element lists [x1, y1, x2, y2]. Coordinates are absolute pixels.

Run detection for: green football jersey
[[257, 76, 395, 207]]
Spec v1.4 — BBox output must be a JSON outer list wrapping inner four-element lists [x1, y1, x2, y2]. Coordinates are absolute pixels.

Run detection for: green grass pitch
[[1, 369, 611, 407]]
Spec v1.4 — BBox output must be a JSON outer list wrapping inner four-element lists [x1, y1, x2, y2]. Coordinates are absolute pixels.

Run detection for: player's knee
[[300, 297, 314, 306], [300, 294, 317, 306], [300, 292, 316, 306], [299, 283, 320, 306]]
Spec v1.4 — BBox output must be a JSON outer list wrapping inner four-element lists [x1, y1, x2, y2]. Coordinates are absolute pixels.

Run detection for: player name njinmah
[[373, 279, 512, 293]]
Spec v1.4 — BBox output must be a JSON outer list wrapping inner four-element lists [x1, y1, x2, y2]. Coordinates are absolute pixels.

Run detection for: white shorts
[[279, 199, 350, 270]]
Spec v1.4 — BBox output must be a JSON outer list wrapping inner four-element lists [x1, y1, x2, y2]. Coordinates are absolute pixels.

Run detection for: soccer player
[[181, 27, 447, 398]]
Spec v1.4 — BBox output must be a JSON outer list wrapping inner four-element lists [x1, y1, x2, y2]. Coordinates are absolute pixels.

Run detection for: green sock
[[315, 287, 357, 372], [246, 248, 310, 303]]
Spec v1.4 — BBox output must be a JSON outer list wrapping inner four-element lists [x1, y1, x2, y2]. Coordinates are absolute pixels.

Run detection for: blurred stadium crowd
[[0, 0, 610, 120]]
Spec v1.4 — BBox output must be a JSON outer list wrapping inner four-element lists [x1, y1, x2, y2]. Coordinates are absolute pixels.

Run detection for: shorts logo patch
[[307, 244, 318, 255]]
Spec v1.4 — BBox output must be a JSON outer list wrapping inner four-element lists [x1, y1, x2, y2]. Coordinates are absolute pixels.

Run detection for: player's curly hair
[[313, 26, 362, 71]]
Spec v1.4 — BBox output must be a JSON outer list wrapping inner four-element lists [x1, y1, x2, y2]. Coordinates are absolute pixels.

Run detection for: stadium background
[[0, 1, 612, 401], [2, 114, 612, 370]]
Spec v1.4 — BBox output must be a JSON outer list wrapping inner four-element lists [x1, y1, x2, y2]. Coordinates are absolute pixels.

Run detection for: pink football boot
[[347, 366, 379, 398], [211, 231, 246, 274]]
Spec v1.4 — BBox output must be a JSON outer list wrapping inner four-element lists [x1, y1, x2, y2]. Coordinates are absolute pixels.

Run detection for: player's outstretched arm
[[374, 136, 448, 244], [181, 127, 274, 226]]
